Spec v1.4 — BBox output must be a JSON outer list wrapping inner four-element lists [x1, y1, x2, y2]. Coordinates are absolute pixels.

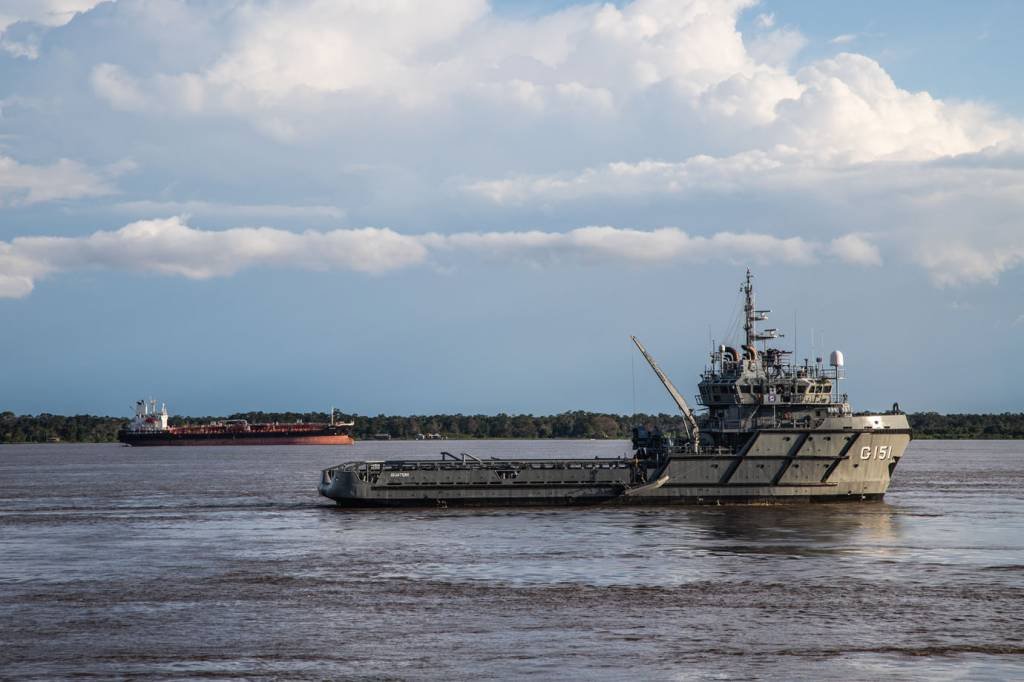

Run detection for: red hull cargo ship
[[117, 399, 355, 446]]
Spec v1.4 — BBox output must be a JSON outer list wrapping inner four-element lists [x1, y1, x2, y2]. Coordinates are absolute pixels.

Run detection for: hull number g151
[[860, 445, 892, 460]]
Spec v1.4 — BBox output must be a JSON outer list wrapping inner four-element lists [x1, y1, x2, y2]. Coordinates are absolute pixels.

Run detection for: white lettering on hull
[[859, 445, 893, 460]]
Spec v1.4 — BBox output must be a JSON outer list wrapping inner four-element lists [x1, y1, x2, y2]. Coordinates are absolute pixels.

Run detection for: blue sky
[[1, 0, 1022, 417]]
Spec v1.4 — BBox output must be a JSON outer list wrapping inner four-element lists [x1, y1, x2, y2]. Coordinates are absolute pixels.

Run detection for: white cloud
[[830, 34, 857, 45], [80, 0, 1012, 168], [0, 271, 35, 298], [917, 242, 1024, 287], [465, 151, 790, 203], [0, 217, 429, 297], [90, 63, 149, 111], [113, 200, 346, 222], [80, 2, 1018, 168], [425, 226, 818, 266], [829, 234, 882, 266], [1, 33, 37, 58], [0, 0, 104, 31], [0, 217, 874, 298], [0, 0, 105, 57], [89, 0, 770, 119], [0, 154, 128, 205], [463, 147, 1024, 285], [5, 0, 1024, 289], [91, 0, 492, 113], [776, 53, 1014, 162], [746, 27, 806, 67]]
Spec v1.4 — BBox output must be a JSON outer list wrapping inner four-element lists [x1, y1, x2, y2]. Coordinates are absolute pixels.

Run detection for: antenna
[[793, 309, 798, 363], [743, 268, 754, 350]]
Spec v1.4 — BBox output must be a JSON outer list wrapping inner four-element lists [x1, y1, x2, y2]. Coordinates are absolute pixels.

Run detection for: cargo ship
[[319, 270, 910, 506], [118, 400, 355, 446]]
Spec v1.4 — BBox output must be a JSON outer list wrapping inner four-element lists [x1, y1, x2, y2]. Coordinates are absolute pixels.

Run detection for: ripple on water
[[1, 439, 1023, 680]]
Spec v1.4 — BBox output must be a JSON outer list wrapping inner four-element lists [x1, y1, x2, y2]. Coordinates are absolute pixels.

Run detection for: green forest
[[2, 410, 1024, 443]]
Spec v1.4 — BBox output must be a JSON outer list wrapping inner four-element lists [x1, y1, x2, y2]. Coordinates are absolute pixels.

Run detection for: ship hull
[[119, 432, 354, 446], [318, 421, 910, 507], [326, 492, 887, 508]]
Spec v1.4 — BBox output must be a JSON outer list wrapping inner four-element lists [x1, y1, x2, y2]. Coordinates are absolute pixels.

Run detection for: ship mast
[[743, 268, 755, 350], [742, 268, 779, 356]]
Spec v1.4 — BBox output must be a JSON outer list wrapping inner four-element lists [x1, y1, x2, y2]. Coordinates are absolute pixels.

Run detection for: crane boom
[[631, 336, 700, 450]]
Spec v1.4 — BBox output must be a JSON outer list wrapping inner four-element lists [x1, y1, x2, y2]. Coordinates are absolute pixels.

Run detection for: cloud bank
[[81, 2, 1015, 164], [0, 155, 129, 206], [0, 216, 882, 298], [1, 0, 1023, 290], [0, 0, 106, 57], [0, 0, 104, 31]]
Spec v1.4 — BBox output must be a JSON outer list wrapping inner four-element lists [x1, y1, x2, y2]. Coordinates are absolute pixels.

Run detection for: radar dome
[[829, 350, 844, 368]]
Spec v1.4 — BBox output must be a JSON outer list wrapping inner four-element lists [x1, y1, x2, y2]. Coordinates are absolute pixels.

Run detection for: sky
[[1, 0, 1023, 417]]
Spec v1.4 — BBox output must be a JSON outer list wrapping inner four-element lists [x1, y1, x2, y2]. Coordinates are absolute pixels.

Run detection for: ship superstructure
[[118, 399, 355, 446], [693, 270, 857, 452], [319, 271, 910, 506]]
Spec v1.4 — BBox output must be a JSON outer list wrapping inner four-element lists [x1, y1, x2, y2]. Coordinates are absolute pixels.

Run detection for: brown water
[[1, 440, 1022, 680]]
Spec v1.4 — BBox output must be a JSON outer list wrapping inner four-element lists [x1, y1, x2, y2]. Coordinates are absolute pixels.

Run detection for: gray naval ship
[[319, 271, 910, 507]]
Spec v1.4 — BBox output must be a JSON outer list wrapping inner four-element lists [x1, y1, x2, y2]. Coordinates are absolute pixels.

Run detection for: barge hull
[[328, 492, 887, 508], [121, 434, 354, 446]]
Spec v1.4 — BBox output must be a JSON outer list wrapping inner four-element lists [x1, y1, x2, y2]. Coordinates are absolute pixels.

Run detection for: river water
[[1, 440, 1022, 680]]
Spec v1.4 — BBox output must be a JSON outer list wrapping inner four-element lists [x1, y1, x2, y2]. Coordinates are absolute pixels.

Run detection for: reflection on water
[[340, 503, 910, 588], [1, 440, 1023, 680], [669, 502, 901, 548]]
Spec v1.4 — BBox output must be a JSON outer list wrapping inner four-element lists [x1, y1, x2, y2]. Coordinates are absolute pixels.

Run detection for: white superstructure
[[128, 399, 169, 432]]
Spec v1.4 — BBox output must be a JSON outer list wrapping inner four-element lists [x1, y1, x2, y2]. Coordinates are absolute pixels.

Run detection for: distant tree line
[[906, 412, 1024, 440], [2, 410, 1024, 443], [0, 412, 123, 443], [180, 410, 681, 441]]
